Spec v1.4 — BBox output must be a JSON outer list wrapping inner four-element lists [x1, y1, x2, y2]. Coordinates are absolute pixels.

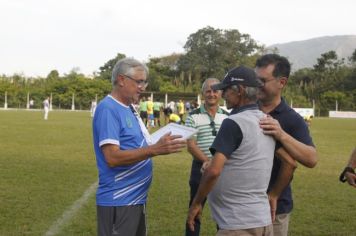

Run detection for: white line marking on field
[[44, 181, 98, 236]]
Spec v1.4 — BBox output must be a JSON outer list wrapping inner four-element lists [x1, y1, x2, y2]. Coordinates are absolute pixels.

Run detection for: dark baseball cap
[[211, 66, 263, 90]]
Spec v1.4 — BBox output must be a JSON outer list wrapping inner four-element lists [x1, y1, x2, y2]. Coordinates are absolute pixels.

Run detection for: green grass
[[0, 111, 355, 235], [0, 111, 97, 235], [290, 118, 356, 236]]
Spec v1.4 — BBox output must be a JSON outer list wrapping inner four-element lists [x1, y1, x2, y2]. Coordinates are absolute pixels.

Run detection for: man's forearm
[[269, 160, 296, 198], [192, 169, 219, 204], [279, 131, 317, 168], [276, 147, 297, 169], [192, 153, 226, 204], [103, 145, 152, 167]]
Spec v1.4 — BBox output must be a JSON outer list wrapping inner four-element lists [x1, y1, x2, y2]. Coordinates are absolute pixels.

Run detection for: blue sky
[[1, 0, 355, 77]]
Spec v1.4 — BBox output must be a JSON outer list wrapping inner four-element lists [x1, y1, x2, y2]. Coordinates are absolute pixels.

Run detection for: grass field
[[0, 110, 355, 236]]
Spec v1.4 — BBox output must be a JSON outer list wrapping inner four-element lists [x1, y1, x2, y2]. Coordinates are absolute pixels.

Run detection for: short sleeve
[[287, 113, 314, 147], [210, 119, 243, 158], [95, 108, 121, 147], [185, 114, 197, 139]]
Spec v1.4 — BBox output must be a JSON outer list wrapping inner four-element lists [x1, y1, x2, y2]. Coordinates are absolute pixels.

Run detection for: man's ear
[[115, 75, 125, 87], [279, 77, 288, 88], [238, 85, 245, 95]]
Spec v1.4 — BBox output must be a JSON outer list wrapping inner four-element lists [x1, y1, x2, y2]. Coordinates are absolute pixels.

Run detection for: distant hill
[[268, 35, 356, 70]]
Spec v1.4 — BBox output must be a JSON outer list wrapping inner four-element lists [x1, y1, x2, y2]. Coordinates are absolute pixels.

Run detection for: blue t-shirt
[[92, 95, 152, 206]]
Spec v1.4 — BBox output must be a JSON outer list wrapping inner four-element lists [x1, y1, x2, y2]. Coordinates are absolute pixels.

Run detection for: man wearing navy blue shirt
[[257, 54, 318, 236], [93, 58, 186, 236]]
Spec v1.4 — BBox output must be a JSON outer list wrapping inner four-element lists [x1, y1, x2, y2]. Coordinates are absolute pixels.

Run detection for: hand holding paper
[[150, 123, 198, 144], [149, 132, 186, 156]]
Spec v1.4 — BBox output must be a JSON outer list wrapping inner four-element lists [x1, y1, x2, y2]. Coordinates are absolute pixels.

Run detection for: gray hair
[[231, 85, 258, 101], [111, 58, 149, 86], [245, 87, 258, 101], [201, 78, 220, 92]]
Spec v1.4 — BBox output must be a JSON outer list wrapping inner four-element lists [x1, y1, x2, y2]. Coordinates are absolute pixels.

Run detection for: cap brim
[[249, 80, 264, 88], [211, 83, 229, 90]]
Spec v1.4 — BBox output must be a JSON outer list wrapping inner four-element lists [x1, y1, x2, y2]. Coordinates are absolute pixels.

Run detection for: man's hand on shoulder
[[259, 115, 284, 141]]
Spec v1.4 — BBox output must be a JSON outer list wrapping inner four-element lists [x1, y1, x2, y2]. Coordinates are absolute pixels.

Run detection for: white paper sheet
[[150, 123, 198, 144]]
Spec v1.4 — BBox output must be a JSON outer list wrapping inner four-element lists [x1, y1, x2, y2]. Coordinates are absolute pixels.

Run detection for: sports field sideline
[[0, 110, 355, 235]]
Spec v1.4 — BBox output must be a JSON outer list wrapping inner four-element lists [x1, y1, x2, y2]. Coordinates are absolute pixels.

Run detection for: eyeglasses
[[121, 74, 149, 88], [258, 77, 277, 86], [210, 121, 217, 136]]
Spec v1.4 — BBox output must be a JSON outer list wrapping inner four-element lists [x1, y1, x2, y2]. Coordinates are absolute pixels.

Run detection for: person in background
[[29, 99, 34, 108], [92, 57, 186, 236], [339, 147, 356, 187], [91, 99, 97, 117], [177, 99, 185, 124], [153, 99, 163, 127], [256, 54, 317, 236], [303, 115, 313, 126], [168, 110, 181, 124], [184, 78, 229, 236], [168, 100, 176, 113], [191, 100, 199, 110], [163, 106, 172, 125], [185, 100, 191, 113], [43, 97, 50, 120], [146, 97, 154, 128], [139, 96, 147, 126]]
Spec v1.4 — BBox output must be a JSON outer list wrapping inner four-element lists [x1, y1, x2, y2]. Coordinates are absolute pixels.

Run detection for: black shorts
[[97, 205, 146, 236], [153, 110, 160, 118]]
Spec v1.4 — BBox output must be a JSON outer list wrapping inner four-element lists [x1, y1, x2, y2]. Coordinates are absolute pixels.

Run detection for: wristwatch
[[339, 167, 355, 183]]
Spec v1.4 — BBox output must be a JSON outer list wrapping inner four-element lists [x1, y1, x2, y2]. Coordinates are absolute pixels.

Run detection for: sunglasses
[[210, 121, 217, 136]]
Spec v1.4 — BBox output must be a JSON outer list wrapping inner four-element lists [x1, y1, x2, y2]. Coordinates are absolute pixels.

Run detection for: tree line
[[0, 26, 355, 115]]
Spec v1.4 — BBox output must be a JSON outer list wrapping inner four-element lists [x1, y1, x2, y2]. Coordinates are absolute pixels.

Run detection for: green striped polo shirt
[[185, 105, 229, 158]]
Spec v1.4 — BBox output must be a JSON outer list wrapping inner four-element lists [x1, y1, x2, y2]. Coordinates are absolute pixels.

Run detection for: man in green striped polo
[[184, 78, 229, 236]]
